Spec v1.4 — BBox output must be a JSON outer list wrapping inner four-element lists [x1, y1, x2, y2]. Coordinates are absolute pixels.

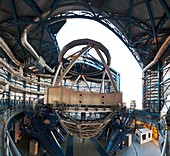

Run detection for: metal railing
[[3, 104, 32, 156], [160, 116, 168, 156], [160, 99, 170, 156]]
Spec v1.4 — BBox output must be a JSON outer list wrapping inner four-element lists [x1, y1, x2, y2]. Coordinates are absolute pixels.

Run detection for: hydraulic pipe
[[21, 31, 40, 60]]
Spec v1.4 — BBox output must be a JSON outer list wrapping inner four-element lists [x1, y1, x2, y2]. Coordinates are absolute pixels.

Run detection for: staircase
[[22, 111, 64, 156], [106, 130, 119, 152], [111, 130, 127, 153], [105, 111, 133, 154], [52, 127, 66, 142], [122, 111, 134, 127]]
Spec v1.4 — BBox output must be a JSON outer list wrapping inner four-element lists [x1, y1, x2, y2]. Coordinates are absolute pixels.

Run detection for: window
[[148, 133, 151, 138], [142, 134, 146, 140], [136, 133, 139, 139]]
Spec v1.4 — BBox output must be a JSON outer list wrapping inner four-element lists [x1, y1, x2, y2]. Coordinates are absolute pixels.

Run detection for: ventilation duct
[[21, 30, 55, 73], [143, 35, 170, 72], [21, 10, 56, 73]]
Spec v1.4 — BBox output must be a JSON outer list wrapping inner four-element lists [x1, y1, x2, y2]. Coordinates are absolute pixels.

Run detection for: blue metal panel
[[66, 134, 73, 156], [134, 109, 160, 117], [90, 137, 109, 156], [57, 122, 67, 134], [53, 128, 66, 142], [106, 130, 119, 152], [97, 129, 107, 140]]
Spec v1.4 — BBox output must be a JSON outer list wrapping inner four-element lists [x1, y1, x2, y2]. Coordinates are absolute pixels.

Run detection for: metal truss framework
[[0, 0, 169, 68], [0, 0, 169, 115], [53, 39, 119, 93]]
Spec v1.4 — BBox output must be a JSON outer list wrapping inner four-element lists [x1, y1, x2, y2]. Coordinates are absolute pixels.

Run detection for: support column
[[37, 76, 40, 98], [23, 81, 26, 107], [158, 61, 162, 114], [100, 71, 106, 93], [14, 92, 16, 107], [5, 72, 11, 108], [77, 79, 79, 91]]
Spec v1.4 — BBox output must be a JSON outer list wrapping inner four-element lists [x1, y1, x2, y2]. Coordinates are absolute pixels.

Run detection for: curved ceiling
[[0, 0, 169, 73]]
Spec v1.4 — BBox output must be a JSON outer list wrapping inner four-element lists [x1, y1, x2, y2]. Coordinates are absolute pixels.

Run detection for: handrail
[[3, 104, 32, 156], [160, 99, 170, 156], [6, 131, 21, 156], [161, 116, 168, 156]]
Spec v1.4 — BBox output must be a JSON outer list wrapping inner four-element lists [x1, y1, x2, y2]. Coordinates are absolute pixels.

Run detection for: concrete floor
[[15, 133, 161, 156], [73, 138, 100, 156], [70, 134, 161, 156], [116, 135, 161, 156], [2, 127, 162, 156], [15, 135, 45, 156], [0, 110, 162, 156]]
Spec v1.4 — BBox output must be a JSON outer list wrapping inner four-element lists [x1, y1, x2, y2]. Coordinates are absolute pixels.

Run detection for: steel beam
[[97, 0, 110, 17], [8, 0, 21, 38], [8, 0, 26, 58], [145, 0, 158, 49], [155, 14, 168, 34], [128, 0, 133, 41], [47, 0, 61, 18], [100, 71, 106, 93], [52, 62, 62, 86], [71, 75, 81, 88], [159, 0, 170, 18], [95, 47, 118, 92], [82, 75, 92, 92], [39, 26, 45, 50], [48, 33, 60, 66], [23, 0, 42, 18], [56, 45, 91, 86]]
